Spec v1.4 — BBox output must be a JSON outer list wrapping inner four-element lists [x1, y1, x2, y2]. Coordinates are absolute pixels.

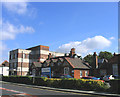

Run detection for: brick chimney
[[70, 48, 75, 57], [48, 53, 52, 59], [93, 52, 98, 68], [113, 52, 116, 56]]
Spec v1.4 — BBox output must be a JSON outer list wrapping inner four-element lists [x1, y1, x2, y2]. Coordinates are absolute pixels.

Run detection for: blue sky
[[0, 2, 118, 63]]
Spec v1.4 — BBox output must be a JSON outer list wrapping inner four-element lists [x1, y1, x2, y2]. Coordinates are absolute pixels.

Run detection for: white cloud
[[109, 37, 115, 40], [1, 20, 35, 40], [57, 36, 111, 56], [0, 19, 35, 63], [3, 1, 28, 14]]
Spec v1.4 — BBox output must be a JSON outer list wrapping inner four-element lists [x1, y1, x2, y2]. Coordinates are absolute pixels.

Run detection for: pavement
[[1, 81, 120, 96]]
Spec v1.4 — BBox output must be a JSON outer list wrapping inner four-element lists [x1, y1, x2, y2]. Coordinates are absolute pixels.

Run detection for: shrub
[[2, 76, 109, 92], [109, 79, 120, 94]]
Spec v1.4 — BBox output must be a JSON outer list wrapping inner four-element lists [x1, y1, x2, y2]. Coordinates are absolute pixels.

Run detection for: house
[[41, 48, 91, 79], [30, 62, 42, 76], [0, 60, 9, 76], [9, 45, 65, 76], [107, 54, 120, 76], [91, 52, 120, 77]]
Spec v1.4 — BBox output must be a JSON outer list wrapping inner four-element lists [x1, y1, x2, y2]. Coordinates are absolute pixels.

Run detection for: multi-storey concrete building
[[9, 45, 64, 76]]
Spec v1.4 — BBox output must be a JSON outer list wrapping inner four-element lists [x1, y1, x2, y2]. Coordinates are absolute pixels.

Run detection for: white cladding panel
[[0, 67, 9, 76], [18, 49, 31, 54], [49, 51, 64, 56], [40, 50, 49, 55], [3, 67, 9, 76], [17, 67, 29, 71], [18, 58, 30, 63], [40, 59, 46, 62]]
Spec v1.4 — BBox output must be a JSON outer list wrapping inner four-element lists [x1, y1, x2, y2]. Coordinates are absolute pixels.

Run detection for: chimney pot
[[70, 48, 75, 57], [94, 52, 97, 56]]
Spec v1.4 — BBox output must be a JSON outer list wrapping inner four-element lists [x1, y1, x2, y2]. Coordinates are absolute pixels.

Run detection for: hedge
[[109, 79, 120, 94], [2, 76, 109, 92]]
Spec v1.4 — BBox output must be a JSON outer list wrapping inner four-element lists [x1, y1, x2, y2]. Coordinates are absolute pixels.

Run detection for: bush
[[109, 79, 120, 94], [2, 76, 109, 92]]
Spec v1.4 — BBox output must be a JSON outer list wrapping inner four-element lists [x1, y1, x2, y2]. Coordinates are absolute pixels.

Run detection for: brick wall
[[74, 70, 80, 79], [74, 70, 89, 79]]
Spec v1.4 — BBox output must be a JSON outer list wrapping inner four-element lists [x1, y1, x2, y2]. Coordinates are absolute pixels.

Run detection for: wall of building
[[9, 45, 65, 76], [0, 67, 9, 76], [74, 70, 89, 79]]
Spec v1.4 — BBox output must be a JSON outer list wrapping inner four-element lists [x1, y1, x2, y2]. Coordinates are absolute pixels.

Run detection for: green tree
[[98, 51, 113, 60], [83, 54, 94, 66]]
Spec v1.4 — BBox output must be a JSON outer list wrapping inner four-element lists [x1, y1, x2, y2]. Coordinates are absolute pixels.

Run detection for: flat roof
[[26, 45, 49, 50]]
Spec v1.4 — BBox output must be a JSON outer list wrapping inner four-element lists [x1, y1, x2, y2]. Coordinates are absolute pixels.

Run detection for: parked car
[[113, 75, 120, 79], [82, 76, 100, 80], [41, 75, 48, 78], [60, 74, 73, 78], [103, 75, 115, 81]]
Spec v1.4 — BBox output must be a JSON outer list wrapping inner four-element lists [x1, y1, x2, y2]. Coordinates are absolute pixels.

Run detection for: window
[[10, 55, 11, 59], [113, 64, 118, 75], [27, 54, 29, 59], [9, 63, 12, 69], [64, 67, 69, 75], [13, 54, 15, 59], [15, 54, 17, 59], [14, 63, 17, 69], [11, 55, 13, 59], [85, 71, 88, 77], [80, 71, 82, 77]]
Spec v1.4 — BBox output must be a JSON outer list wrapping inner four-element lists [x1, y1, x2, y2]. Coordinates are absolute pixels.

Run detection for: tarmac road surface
[[0, 81, 106, 97]]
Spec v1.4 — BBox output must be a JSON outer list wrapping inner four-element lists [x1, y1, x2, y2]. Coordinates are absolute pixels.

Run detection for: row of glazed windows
[[10, 53, 29, 59]]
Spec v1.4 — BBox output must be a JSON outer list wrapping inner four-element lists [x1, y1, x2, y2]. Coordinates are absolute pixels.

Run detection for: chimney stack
[[93, 52, 98, 68], [70, 48, 75, 57], [113, 52, 116, 56]]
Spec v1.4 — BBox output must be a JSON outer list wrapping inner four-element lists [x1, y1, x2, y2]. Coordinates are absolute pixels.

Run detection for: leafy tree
[[83, 54, 94, 65], [83, 51, 113, 66], [98, 51, 113, 60]]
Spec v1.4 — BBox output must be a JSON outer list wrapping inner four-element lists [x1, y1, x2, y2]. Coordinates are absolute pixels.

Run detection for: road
[[0, 81, 106, 96]]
